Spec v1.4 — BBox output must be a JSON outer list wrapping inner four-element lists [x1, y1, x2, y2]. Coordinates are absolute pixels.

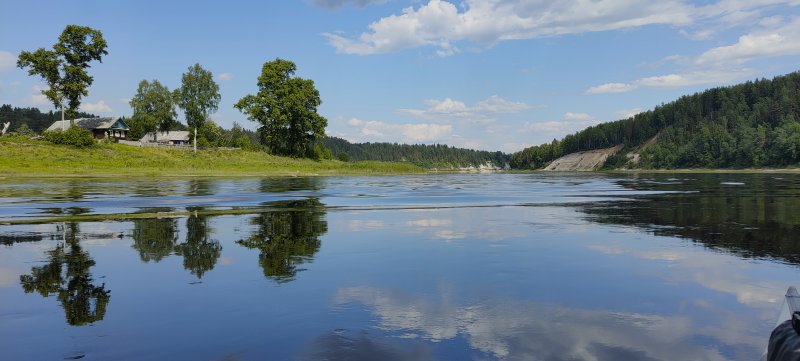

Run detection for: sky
[[1, 0, 799, 152]]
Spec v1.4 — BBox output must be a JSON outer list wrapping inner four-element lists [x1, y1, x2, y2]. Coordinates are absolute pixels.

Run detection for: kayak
[[761, 286, 800, 361]]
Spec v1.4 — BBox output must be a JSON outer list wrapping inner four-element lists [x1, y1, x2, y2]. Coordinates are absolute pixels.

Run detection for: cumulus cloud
[[589, 15, 800, 94], [522, 112, 602, 135], [347, 117, 453, 142], [323, 0, 800, 56], [216, 72, 233, 81], [80, 100, 113, 113], [400, 95, 534, 122], [324, 0, 701, 55], [695, 16, 800, 66], [311, 0, 387, 9], [0, 51, 15, 72]]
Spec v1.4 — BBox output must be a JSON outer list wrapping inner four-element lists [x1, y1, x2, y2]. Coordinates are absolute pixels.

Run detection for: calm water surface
[[1, 173, 799, 360]]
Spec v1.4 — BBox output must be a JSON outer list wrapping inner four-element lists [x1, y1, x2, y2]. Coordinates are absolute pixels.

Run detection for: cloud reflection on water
[[334, 286, 762, 361]]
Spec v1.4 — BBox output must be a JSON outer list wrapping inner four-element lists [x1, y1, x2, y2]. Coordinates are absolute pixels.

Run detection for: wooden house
[[47, 117, 130, 141]]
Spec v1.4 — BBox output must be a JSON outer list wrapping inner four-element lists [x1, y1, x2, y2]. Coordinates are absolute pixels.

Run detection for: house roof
[[142, 130, 190, 142], [46, 117, 128, 132]]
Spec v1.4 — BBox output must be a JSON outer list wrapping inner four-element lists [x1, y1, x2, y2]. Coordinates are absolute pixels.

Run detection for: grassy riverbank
[[0, 136, 423, 177]]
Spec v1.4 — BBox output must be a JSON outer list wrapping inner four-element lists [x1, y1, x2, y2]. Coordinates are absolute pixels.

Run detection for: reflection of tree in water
[[174, 208, 221, 278], [237, 199, 327, 283], [259, 177, 322, 193], [19, 223, 110, 326], [130, 211, 179, 263], [582, 174, 800, 264], [187, 179, 214, 196]]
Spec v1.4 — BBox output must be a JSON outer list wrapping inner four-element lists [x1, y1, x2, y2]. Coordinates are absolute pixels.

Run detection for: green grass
[[0, 136, 423, 177]]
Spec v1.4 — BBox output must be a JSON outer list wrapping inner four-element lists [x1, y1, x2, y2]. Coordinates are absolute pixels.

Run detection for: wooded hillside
[[511, 72, 800, 169]]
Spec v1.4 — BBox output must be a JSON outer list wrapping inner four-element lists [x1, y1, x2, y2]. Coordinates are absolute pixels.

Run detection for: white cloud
[[617, 107, 643, 118], [324, 0, 701, 55], [695, 17, 800, 66], [346, 117, 453, 142], [586, 82, 637, 94], [0, 51, 15, 72], [80, 100, 113, 113], [311, 0, 387, 9], [216, 72, 233, 81], [400, 95, 533, 123], [27, 85, 51, 107], [589, 15, 800, 94], [563, 112, 592, 121], [522, 112, 602, 135], [323, 0, 800, 56], [588, 68, 755, 94]]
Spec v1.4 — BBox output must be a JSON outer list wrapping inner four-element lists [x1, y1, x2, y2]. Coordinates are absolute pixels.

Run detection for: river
[[1, 173, 798, 360]]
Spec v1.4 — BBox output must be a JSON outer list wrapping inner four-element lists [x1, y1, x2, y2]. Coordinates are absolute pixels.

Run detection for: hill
[[321, 136, 509, 169], [511, 71, 800, 170]]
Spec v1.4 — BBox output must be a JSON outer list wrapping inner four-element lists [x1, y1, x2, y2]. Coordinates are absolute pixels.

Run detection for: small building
[[141, 130, 190, 145], [47, 117, 130, 141]]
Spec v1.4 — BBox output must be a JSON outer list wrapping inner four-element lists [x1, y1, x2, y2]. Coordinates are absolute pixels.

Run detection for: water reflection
[[130, 209, 179, 263], [335, 286, 760, 361], [237, 199, 327, 283], [582, 174, 800, 264], [18, 223, 110, 326], [175, 207, 222, 278], [186, 179, 215, 197], [300, 329, 437, 361], [259, 177, 323, 193]]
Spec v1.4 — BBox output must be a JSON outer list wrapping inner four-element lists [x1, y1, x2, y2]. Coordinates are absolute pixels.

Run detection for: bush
[[14, 123, 37, 137], [309, 142, 332, 160], [42, 126, 96, 148], [336, 152, 349, 162]]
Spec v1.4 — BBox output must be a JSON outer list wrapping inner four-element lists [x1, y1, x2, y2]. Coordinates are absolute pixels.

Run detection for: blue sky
[[1, 0, 799, 152]]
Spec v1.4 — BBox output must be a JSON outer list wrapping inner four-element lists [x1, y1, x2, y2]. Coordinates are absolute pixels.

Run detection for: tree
[[129, 79, 178, 142], [235, 58, 327, 157], [176, 64, 220, 152], [17, 25, 108, 124]]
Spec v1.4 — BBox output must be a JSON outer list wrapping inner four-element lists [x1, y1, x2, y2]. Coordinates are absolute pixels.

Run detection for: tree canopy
[[235, 58, 327, 157], [16, 25, 107, 119], [129, 79, 178, 141], [176, 64, 220, 135]]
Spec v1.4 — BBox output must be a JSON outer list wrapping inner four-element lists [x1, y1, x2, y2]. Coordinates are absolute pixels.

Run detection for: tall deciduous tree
[[235, 58, 327, 157], [129, 79, 178, 141], [176, 64, 220, 152], [17, 25, 108, 123]]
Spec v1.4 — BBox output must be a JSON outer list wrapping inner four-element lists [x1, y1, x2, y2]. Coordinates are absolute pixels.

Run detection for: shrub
[[42, 126, 96, 148], [14, 123, 37, 137]]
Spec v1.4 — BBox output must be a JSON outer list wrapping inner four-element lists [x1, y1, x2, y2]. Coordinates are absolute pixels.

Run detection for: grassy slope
[[0, 136, 423, 177]]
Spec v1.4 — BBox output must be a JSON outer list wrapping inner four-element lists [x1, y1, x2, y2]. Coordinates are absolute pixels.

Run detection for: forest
[[510, 71, 800, 169], [0, 105, 96, 134], [321, 136, 509, 169]]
